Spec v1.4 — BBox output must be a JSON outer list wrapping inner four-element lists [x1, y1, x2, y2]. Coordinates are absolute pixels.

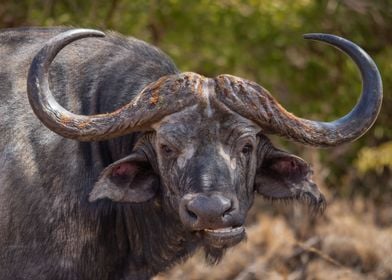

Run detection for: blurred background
[[1, 0, 391, 279]]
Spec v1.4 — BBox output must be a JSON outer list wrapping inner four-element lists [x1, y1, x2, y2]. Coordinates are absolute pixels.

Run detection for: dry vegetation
[[154, 198, 392, 280]]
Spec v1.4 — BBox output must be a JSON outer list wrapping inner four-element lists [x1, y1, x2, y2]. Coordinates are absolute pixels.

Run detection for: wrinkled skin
[[89, 76, 325, 265], [1, 27, 364, 280]]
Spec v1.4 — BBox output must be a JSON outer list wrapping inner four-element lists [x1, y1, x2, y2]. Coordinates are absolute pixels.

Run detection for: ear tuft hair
[[89, 152, 159, 203]]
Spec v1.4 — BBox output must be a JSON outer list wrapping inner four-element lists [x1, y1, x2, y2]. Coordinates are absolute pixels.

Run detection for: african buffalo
[[0, 28, 382, 279]]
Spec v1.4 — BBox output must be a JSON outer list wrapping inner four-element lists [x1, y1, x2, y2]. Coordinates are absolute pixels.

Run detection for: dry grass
[[154, 198, 392, 280]]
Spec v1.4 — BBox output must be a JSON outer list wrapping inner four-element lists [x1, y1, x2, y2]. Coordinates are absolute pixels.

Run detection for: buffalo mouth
[[201, 226, 245, 248]]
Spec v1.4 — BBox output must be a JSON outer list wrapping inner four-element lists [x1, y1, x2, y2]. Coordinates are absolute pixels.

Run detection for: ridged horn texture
[[28, 30, 382, 145], [215, 33, 383, 147], [27, 29, 198, 142]]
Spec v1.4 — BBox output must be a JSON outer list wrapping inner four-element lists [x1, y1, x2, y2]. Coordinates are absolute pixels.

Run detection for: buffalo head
[[26, 30, 382, 259]]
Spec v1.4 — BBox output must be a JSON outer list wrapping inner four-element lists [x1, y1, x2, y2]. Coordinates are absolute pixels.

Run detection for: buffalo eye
[[161, 144, 174, 156], [241, 143, 253, 155]]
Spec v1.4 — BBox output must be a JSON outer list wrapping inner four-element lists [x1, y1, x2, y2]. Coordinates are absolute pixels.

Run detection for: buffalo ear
[[255, 148, 325, 209], [89, 152, 159, 203]]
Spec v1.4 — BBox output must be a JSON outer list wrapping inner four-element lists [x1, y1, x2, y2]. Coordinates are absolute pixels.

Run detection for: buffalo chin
[[199, 226, 246, 264]]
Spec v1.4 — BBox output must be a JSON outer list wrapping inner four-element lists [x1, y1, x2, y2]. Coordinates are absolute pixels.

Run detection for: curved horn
[[27, 29, 196, 141], [216, 34, 383, 147]]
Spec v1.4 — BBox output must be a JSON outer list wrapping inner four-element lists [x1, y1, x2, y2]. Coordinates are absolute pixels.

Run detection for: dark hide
[[0, 28, 325, 279], [0, 27, 185, 280]]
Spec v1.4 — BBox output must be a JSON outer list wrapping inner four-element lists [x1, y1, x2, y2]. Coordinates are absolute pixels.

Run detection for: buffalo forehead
[[153, 100, 260, 144]]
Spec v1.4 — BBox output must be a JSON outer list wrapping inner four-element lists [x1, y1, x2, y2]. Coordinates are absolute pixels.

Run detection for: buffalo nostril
[[186, 209, 198, 221], [218, 196, 232, 216], [222, 206, 233, 218]]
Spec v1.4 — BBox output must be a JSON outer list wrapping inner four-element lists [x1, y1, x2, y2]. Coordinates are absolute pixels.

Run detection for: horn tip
[[303, 33, 345, 44], [66, 28, 106, 38], [303, 33, 328, 40]]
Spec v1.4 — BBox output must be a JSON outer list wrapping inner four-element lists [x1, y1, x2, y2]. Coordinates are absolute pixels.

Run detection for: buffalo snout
[[179, 193, 241, 230]]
